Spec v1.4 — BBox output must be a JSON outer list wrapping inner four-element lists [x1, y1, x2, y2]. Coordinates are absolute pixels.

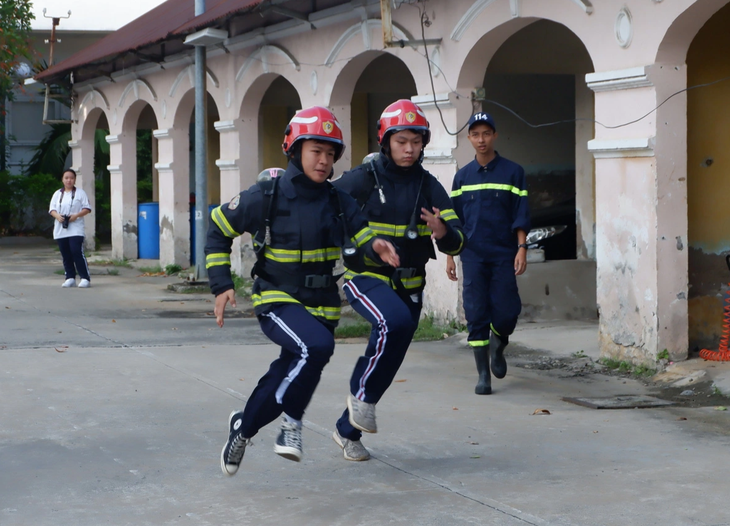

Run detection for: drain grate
[[562, 395, 674, 409]]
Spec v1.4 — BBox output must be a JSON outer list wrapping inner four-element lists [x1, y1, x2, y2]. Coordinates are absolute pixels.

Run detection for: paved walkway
[[1, 238, 729, 526]]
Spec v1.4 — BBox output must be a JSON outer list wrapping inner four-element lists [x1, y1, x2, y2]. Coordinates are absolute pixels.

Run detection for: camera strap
[[59, 186, 76, 207]]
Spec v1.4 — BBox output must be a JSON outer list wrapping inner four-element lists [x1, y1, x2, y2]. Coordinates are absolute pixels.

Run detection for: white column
[[575, 77, 595, 260], [215, 120, 250, 277], [106, 133, 137, 260], [413, 92, 472, 323], [69, 139, 96, 251], [154, 128, 190, 267], [587, 65, 688, 364]]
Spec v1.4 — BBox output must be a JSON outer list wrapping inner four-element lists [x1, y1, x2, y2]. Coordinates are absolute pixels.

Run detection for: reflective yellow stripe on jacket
[[352, 227, 376, 247], [264, 246, 340, 263], [251, 290, 341, 321], [211, 206, 241, 238], [205, 253, 231, 269], [450, 183, 528, 198], [369, 222, 431, 238]]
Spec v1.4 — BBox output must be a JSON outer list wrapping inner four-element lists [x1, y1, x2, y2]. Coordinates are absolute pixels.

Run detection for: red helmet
[[376, 99, 430, 147], [282, 106, 345, 161]]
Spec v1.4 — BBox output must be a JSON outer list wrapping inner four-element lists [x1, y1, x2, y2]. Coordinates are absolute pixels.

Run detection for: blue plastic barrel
[[138, 202, 160, 259], [190, 204, 219, 265]]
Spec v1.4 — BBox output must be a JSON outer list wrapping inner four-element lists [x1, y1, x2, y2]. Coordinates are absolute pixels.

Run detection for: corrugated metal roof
[[35, 0, 262, 83]]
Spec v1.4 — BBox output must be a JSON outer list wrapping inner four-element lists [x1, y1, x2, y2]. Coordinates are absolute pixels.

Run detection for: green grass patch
[[106, 268, 119, 276], [54, 269, 65, 275], [232, 272, 253, 298], [139, 265, 163, 274], [334, 313, 461, 342], [632, 364, 656, 377], [90, 258, 133, 268], [165, 264, 183, 275], [413, 315, 460, 342], [657, 349, 669, 361], [335, 322, 372, 339], [600, 358, 655, 377]]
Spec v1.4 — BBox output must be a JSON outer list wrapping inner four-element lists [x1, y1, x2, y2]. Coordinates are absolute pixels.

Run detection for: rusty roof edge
[[34, 0, 262, 84], [38, 0, 370, 87]]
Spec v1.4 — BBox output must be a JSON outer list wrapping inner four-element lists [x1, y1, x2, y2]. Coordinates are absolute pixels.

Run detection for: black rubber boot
[[490, 333, 508, 379], [473, 347, 492, 395]]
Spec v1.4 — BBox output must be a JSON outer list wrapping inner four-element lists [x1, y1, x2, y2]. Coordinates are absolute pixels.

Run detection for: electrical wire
[[419, 8, 474, 136], [224, 5, 730, 134], [414, 4, 730, 132]]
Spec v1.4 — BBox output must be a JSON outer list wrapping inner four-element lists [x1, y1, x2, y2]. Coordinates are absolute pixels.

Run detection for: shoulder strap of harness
[[251, 176, 279, 279], [355, 160, 386, 209]]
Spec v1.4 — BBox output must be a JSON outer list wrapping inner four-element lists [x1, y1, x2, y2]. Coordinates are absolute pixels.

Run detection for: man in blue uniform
[[446, 112, 530, 395], [331, 99, 465, 460], [206, 107, 400, 475]]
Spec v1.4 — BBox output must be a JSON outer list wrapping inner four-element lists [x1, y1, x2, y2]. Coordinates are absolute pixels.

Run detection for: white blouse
[[48, 187, 92, 240]]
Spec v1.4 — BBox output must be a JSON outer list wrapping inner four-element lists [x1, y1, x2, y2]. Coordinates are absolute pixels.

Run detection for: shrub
[[0, 171, 60, 235]]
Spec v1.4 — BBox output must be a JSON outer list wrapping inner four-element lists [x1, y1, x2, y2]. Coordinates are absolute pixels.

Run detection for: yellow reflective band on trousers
[[264, 246, 340, 263], [352, 227, 376, 247], [451, 183, 528, 198], [468, 340, 490, 347], [205, 252, 231, 269], [369, 222, 431, 238], [252, 290, 341, 321], [211, 206, 241, 238], [344, 269, 424, 290]]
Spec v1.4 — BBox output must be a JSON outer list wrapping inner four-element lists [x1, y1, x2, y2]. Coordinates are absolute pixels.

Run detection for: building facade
[[35, 0, 730, 364]]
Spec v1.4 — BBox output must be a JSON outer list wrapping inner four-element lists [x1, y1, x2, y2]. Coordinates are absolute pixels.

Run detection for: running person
[[331, 99, 465, 460], [207, 107, 400, 475]]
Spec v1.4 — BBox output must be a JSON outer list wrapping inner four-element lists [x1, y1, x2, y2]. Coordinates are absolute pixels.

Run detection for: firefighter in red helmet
[[330, 99, 465, 461], [207, 106, 399, 473]]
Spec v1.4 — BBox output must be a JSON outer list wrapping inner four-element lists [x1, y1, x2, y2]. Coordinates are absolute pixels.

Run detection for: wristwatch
[[517, 243, 528, 249]]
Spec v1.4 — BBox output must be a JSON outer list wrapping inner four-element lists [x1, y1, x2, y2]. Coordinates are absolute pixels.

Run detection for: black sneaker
[[273, 419, 303, 462], [220, 410, 250, 476]]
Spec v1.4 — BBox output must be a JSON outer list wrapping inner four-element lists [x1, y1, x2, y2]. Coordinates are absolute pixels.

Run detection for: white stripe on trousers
[[265, 312, 310, 405], [343, 280, 388, 401]]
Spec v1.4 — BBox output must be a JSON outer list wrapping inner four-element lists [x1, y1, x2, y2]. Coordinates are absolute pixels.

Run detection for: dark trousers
[[57, 236, 90, 281], [461, 258, 521, 347], [336, 276, 421, 441], [240, 303, 335, 439]]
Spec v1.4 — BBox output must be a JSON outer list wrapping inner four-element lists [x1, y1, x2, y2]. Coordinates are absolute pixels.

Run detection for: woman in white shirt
[[48, 169, 92, 288]]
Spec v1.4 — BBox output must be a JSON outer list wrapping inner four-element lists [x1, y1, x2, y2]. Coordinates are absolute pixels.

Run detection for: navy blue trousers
[[336, 276, 421, 441], [461, 258, 521, 347], [240, 303, 335, 439], [57, 236, 90, 281]]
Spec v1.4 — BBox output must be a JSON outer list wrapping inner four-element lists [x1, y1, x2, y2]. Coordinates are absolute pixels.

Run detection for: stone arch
[[169, 65, 221, 99], [457, 18, 595, 264], [327, 51, 417, 169], [77, 88, 110, 135], [239, 74, 302, 173], [655, 0, 730, 65], [118, 78, 158, 109], [235, 44, 300, 83], [324, 19, 413, 67]]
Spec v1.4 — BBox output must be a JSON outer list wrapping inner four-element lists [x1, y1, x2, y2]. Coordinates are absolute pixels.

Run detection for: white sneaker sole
[[220, 410, 244, 476], [332, 431, 370, 462], [220, 443, 239, 476], [273, 444, 302, 462], [346, 394, 377, 434]]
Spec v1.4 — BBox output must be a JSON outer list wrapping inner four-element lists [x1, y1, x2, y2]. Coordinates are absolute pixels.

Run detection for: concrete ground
[[1, 237, 729, 526]]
